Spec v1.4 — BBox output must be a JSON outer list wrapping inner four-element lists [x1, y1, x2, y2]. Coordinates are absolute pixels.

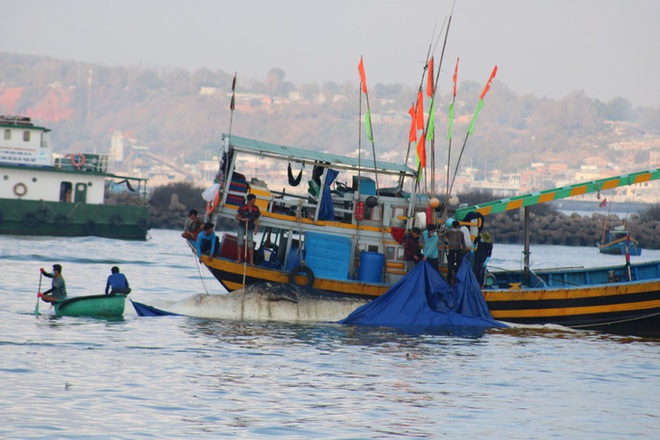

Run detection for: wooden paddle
[[34, 270, 43, 316]]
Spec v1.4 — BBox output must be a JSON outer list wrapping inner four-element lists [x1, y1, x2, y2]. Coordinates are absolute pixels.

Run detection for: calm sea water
[[2, 230, 659, 439]]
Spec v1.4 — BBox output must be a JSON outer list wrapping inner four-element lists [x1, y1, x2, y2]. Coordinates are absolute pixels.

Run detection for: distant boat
[[598, 227, 643, 256], [0, 115, 150, 240], [53, 294, 127, 318]]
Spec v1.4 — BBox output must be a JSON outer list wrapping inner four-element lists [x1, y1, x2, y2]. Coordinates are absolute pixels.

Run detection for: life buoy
[[13, 182, 27, 197], [54, 214, 69, 228], [71, 153, 86, 168], [206, 189, 221, 216], [137, 218, 149, 230], [23, 212, 38, 227], [35, 207, 50, 222], [288, 265, 315, 287], [110, 214, 124, 227], [85, 220, 97, 234]]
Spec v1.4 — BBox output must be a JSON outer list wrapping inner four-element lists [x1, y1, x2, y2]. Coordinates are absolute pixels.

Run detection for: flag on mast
[[426, 56, 434, 97], [415, 91, 424, 130], [408, 103, 417, 142], [230, 72, 237, 111], [365, 108, 374, 142], [447, 58, 459, 140], [358, 56, 368, 94], [468, 65, 497, 136]]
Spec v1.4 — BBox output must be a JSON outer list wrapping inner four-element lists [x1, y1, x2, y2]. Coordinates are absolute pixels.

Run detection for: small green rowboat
[[54, 294, 127, 318]]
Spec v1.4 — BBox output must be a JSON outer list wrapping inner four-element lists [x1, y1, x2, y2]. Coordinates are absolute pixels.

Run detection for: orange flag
[[416, 136, 426, 168], [358, 56, 368, 94], [426, 56, 434, 97], [479, 65, 498, 100], [415, 91, 424, 130], [408, 104, 417, 142], [452, 58, 459, 97]]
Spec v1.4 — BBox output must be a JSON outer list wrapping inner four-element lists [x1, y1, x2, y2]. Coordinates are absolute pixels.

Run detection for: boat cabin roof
[[224, 134, 417, 178]]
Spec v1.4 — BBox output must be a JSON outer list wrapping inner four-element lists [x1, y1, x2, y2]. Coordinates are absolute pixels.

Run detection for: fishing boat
[[597, 226, 643, 256], [455, 169, 660, 336], [200, 133, 430, 296], [0, 115, 150, 240], [53, 294, 127, 318], [196, 141, 659, 335]]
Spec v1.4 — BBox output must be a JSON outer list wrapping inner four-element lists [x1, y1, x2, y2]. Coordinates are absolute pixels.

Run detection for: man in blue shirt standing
[[422, 224, 439, 272], [105, 266, 131, 294], [196, 222, 218, 263]]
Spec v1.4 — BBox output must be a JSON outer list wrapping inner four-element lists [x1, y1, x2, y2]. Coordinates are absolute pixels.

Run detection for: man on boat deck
[[236, 193, 261, 265], [196, 222, 218, 263], [443, 220, 469, 285], [404, 227, 422, 272], [105, 266, 132, 295], [422, 224, 440, 272], [39, 264, 67, 303], [181, 209, 203, 241], [473, 232, 493, 287]]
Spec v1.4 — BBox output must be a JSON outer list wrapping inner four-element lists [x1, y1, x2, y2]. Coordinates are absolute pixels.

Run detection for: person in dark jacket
[[473, 231, 493, 287], [403, 227, 422, 272]]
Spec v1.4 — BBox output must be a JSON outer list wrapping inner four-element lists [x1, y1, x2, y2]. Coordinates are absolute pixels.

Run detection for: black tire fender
[[110, 214, 124, 227], [23, 212, 39, 227], [288, 265, 315, 287]]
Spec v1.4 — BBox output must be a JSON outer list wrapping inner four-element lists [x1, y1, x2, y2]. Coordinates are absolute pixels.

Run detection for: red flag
[[426, 56, 434, 97], [452, 57, 459, 97], [599, 198, 607, 208], [479, 65, 498, 100], [416, 136, 426, 168], [415, 91, 424, 130], [408, 104, 417, 142], [358, 56, 368, 94]]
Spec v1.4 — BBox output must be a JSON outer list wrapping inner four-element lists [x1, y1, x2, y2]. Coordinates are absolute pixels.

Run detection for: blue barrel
[[285, 248, 303, 272], [357, 251, 384, 282]]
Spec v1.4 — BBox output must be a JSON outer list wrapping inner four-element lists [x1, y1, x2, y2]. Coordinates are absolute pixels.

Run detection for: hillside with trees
[[1, 52, 658, 178]]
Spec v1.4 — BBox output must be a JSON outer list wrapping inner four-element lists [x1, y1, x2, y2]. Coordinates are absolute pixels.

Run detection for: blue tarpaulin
[[130, 300, 181, 317], [338, 260, 507, 330], [318, 168, 339, 220]]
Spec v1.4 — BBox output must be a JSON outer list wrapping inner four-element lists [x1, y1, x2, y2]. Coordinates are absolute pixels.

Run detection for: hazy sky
[[3, 0, 659, 107]]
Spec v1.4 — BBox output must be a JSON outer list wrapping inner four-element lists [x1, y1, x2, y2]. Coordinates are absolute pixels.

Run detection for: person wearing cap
[[39, 264, 67, 303], [105, 266, 132, 295], [473, 231, 493, 287], [236, 193, 261, 265]]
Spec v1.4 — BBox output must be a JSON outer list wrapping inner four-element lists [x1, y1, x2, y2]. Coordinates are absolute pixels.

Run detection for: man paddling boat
[[39, 264, 67, 303]]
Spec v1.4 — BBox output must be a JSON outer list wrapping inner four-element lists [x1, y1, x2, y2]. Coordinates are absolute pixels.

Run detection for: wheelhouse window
[[3, 129, 10, 140], [23, 131, 31, 142]]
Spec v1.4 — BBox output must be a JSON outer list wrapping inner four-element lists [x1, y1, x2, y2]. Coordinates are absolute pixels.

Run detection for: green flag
[[447, 102, 454, 140], [365, 108, 373, 141], [426, 99, 435, 142], [468, 99, 484, 136]]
